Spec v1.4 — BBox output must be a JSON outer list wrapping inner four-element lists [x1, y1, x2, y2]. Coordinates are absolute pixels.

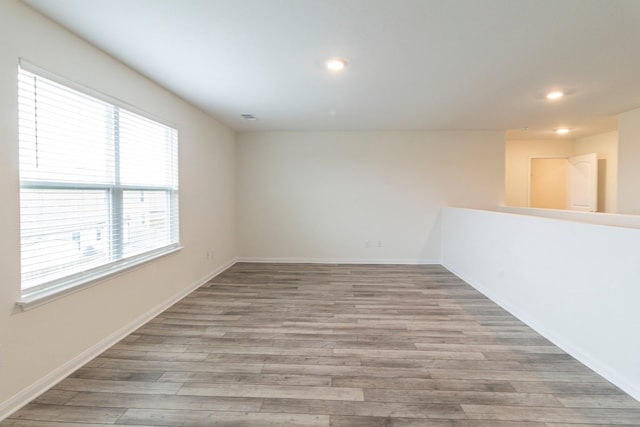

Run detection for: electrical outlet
[[377, 240, 383, 248], [365, 240, 371, 248]]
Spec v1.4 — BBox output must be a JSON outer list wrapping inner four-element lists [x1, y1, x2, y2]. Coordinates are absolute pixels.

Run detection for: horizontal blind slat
[[18, 67, 179, 292]]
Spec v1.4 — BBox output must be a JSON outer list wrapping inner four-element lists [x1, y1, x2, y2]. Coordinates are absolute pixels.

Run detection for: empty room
[[2, 0, 640, 425]]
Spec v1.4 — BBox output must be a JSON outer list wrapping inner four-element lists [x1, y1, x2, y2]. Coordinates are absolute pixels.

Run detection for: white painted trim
[[498, 205, 640, 229], [236, 257, 440, 265], [442, 262, 640, 402], [19, 58, 178, 128], [0, 258, 238, 421], [18, 246, 184, 311]]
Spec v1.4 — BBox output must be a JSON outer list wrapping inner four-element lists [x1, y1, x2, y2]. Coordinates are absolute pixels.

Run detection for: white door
[[568, 153, 598, 212]]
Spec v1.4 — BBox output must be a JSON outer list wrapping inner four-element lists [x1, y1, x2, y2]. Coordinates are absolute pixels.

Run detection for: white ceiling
[[20, 0, 640, 138]]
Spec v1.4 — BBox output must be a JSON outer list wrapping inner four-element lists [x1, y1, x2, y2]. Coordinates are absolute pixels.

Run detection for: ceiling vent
[[241, 113, 257, 121]]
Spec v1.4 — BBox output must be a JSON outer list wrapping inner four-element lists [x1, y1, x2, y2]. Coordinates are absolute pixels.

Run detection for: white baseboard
[[236, 257, 440, 265], [442, 262, 640, 403], [0, 258, 238, 422]]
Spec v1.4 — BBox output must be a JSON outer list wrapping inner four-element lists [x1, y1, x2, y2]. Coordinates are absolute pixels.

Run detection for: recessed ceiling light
[[326, 58, 347, 72], [555, 128, 570, 134], [546, 91, 564, 100]]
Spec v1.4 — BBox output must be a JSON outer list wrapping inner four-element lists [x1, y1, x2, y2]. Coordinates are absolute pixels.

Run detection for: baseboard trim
[[442, 262, 640, 403], [236, 257, 440, 265], [0, 258, 238, 422]]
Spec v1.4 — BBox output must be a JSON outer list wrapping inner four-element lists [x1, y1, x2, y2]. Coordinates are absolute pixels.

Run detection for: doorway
[[529, 153, 598, 212], [530, 157, 567, 209]]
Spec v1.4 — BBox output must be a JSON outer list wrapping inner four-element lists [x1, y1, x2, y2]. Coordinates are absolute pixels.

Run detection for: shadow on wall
[[420, 211, 441, 263], [597, 159, 607, 213]]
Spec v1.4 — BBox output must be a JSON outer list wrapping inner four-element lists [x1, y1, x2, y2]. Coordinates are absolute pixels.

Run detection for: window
[[18, 63, 179, 302]]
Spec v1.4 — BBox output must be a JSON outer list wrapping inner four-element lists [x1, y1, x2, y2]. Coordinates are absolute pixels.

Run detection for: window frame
[[17, 60, 181, 310]]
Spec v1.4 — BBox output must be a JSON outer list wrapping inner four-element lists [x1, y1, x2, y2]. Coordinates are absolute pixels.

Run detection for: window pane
[[18, 65, 179, 295], [122, 190, 175, 258], [21, 189, 110, 290], [119, 110, 177, 187], [18, 73, 113, 184]]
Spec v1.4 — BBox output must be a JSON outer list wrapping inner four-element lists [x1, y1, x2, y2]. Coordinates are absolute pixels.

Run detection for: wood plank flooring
[[4, 263, 640, 426]]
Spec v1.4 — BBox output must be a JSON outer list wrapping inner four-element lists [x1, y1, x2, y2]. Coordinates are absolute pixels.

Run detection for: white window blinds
[[18, 64, 179, 297]]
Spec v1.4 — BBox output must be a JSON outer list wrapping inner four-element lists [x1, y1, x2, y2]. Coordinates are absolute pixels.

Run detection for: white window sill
[[16, 245, 183, 312]]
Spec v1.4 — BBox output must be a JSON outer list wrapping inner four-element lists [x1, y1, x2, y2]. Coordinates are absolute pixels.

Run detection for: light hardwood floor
[[4, 263, 640, 426]]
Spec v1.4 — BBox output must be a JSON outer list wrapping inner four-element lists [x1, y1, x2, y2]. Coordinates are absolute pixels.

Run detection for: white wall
[[618, 107, 640, 214], [237, 131, 504, 263], [442, 207, 640, 401], [499, 206, 640, 229], [0, 0, 236, 416]]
